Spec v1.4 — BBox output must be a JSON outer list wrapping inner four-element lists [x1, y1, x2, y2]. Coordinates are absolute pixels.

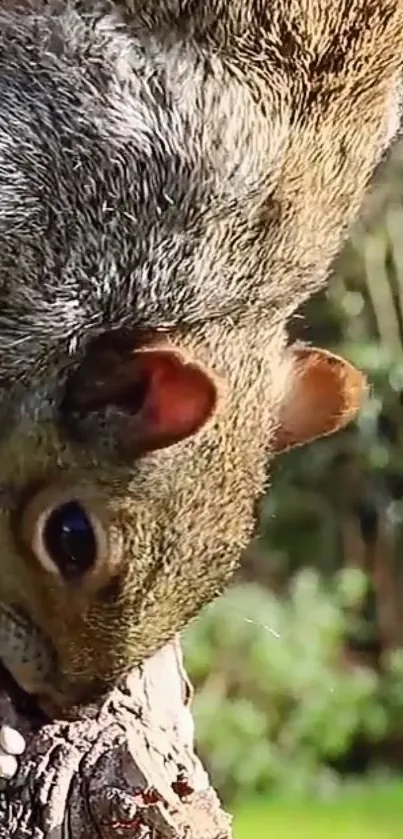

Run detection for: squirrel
[[0, 0, 401, 778]]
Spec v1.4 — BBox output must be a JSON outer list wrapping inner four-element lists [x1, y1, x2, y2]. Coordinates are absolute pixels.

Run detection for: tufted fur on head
[[0, 0, 400, 711]]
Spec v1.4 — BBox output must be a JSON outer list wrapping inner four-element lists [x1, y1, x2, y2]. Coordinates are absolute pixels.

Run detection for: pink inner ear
[[121, 349, 219, 452], [61, 332, 220, 455]]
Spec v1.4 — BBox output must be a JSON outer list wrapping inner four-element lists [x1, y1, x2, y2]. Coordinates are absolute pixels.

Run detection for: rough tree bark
[[0, 638, 232, 839]]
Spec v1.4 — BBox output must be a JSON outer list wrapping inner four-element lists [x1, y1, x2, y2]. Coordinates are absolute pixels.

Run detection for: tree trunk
[[0, 638, 232, 839]]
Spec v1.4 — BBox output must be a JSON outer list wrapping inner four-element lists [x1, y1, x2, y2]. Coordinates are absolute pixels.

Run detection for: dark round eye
[[42, 500, 97, 580]]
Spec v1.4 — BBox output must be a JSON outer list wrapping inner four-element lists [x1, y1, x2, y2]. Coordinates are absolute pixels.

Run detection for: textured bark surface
[[0, 639, 232, 839]]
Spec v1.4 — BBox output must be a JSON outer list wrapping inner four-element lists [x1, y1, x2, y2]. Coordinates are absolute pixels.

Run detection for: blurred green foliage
[[184, 144, 403, 806], [233, 781, 403, 839], [184, 572, 403, 804]]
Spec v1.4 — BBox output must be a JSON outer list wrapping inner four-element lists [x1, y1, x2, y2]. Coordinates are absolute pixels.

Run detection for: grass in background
[[233, 781, 403, 839]]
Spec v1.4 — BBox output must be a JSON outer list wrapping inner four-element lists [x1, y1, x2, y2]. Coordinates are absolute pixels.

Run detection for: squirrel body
[[0, 1, 400, 713]]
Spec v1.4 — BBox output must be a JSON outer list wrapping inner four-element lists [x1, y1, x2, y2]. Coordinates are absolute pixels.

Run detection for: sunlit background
[[183, 142, 403, 838]]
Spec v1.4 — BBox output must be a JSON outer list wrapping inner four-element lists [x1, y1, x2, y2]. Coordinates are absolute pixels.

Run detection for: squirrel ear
[[63, 335, 220, 456], [119, 345, 219, 453], [274, 347, 368, 454]]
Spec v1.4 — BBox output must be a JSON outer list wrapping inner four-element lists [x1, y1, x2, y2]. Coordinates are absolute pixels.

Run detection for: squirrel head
[[0, 322, 366, 708], [0, 0, 399, 709]]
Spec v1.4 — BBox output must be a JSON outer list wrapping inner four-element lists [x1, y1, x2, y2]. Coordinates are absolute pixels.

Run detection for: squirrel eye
[[19, 492, 107, 582], [41, 501, 97, 580]]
